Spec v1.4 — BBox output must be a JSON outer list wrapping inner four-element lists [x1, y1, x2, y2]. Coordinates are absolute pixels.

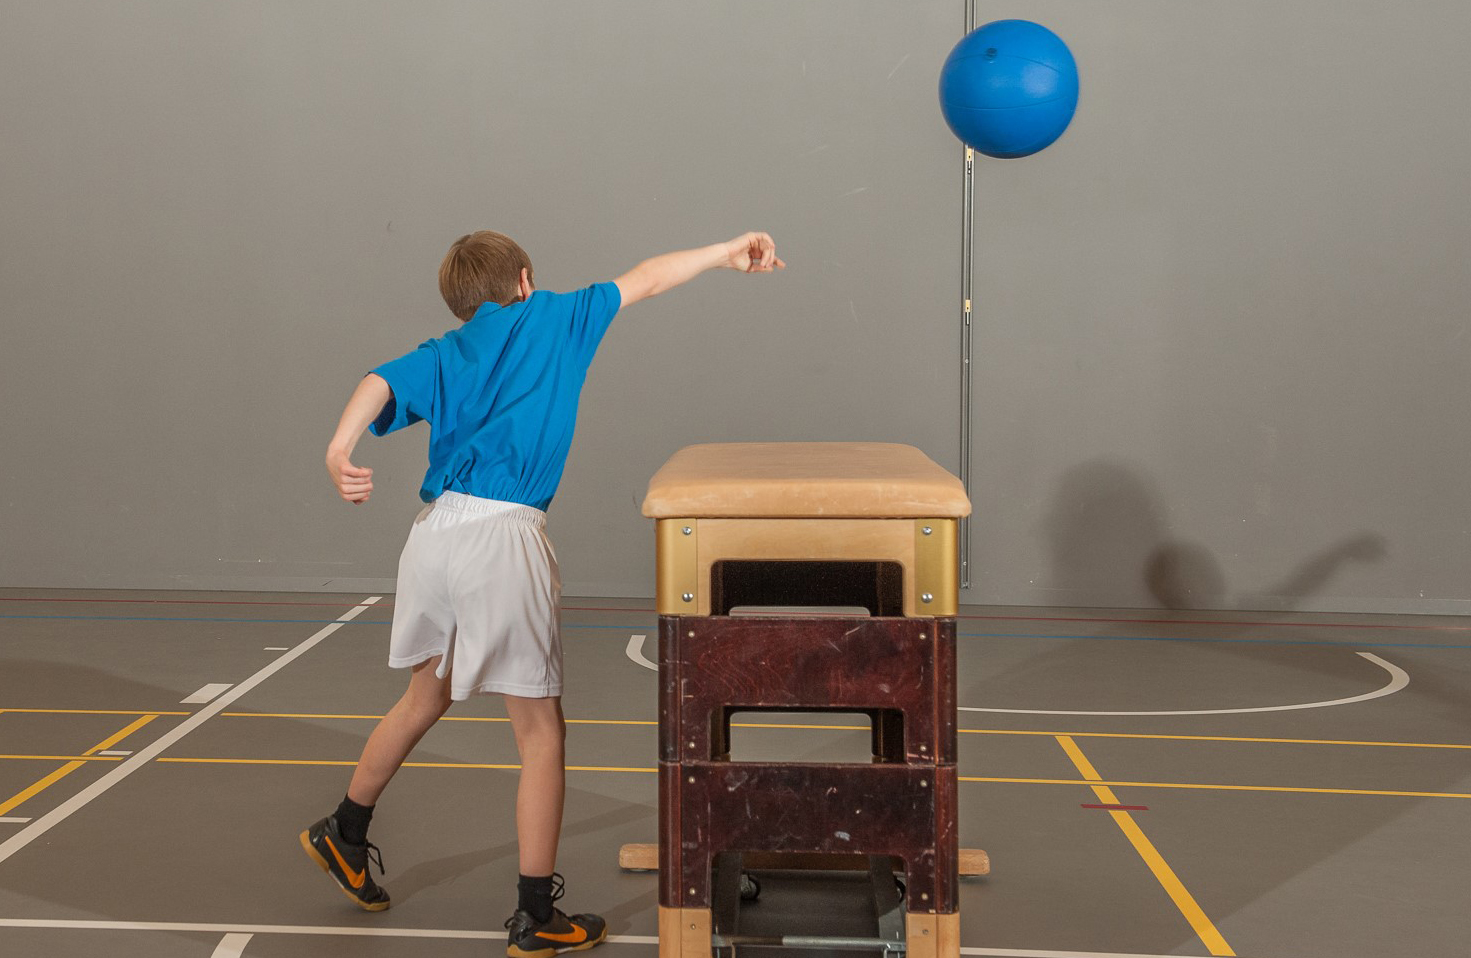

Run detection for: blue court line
[[5, 614, 1471, 651]]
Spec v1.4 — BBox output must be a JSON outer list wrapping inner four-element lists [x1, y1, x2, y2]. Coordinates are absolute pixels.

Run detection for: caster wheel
[[739, 873, 761, 901]]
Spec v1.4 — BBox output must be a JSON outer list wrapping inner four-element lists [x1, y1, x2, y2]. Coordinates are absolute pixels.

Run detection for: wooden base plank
[[906, 912, 960, 958], [658, 906, 711, 958]]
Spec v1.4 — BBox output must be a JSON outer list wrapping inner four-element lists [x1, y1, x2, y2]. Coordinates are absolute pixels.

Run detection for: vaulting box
[[642, 442, 971, 958]]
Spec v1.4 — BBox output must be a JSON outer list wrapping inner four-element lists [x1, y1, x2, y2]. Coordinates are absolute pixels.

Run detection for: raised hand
[[725, 232, 785, 273]]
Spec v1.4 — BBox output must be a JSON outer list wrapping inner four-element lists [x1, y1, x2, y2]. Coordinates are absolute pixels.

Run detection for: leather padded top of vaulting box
[[642, 442, 971, 519]]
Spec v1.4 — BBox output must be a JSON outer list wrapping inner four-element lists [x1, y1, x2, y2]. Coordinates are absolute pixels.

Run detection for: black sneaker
[[505, 875, 607, 958], [299, 815, 391, 912]]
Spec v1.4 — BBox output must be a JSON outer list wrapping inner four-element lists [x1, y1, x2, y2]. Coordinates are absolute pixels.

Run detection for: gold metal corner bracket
[[656, 519, 700, 616], [913, 518, 958, 616]]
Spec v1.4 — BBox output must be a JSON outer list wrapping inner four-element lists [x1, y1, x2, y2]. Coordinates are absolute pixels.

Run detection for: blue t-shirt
[[368, 282, 621, 509]]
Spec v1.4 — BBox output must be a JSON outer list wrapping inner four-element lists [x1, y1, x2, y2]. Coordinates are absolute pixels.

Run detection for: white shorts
[[388, 492, 562, 700]]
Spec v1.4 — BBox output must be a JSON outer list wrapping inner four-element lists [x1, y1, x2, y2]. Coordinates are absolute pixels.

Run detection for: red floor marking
[[0, 597, 388, 609], [958, 612, 1470, 632], [1082, 803, 1150, 811]]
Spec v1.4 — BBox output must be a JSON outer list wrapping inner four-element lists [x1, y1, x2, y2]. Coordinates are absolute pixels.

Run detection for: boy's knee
[[510, 707, 565, 754], [409, 685, 453, 717]]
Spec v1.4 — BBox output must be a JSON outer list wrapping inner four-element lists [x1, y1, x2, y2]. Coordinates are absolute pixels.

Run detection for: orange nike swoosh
[[324, 835, 367, 889], [538, 927, 589, 944]]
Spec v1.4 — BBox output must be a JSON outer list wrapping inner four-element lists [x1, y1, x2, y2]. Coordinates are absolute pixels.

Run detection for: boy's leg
[[503, 694, 566, 876], [502, 694, 606, 954], [348, 657, 455, 805], [301, 657, 453, 912]]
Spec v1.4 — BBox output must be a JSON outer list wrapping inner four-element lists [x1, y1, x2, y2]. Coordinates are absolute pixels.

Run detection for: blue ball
[[939, 20, 1079, 159]]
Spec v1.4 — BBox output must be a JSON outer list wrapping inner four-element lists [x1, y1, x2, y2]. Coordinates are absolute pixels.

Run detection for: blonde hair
[[438, 231, 534, 320]]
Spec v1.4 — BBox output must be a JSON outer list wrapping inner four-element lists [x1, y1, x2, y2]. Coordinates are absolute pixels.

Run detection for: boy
[[301, 230, 783, 956]]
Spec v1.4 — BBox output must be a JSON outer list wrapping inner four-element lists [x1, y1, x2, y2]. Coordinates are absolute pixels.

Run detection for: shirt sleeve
[[367, 343, 439, 436], [565, 282, 622, 362]]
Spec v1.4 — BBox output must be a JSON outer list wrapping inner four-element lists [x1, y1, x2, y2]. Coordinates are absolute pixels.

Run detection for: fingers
[[740, 232, 781, 273], [339, 481, 373, 504], [332, 462, 373, 504]]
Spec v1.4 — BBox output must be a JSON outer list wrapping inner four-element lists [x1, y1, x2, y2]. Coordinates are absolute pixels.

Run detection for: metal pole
[[959, 0, 977, 591]]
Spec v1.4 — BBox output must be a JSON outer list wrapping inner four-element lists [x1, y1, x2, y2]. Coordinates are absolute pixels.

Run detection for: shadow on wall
[[1045, 459, 1387, 611]]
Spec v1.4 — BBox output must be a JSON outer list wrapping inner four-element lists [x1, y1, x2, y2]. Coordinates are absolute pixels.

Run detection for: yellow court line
[[44, 753, 1471, 799], [14, 703, 1471, 759], [155, 757, 656, 774], [0, 714, 159, 817], [0, 755, 122, 763], [961, 775, 1471, 800], [0, 765, 86, 817], [219, 712, 859, 735], [84, 715, 158, 755], [1056, 735, 1235, 957], [960, 728, 1471, 750], [0, 708, 190, 717], [206, 712, 1471, 751]]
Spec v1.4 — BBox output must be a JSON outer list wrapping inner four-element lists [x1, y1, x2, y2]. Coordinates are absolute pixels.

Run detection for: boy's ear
[[518, 268, 534, 302]]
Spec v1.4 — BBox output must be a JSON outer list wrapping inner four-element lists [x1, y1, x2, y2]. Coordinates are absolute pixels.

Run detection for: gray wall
[[2, 2, 1467, 615]]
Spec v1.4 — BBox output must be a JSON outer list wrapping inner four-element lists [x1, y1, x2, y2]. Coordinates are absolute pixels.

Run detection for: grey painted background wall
[[2, 1, 1467, 615]]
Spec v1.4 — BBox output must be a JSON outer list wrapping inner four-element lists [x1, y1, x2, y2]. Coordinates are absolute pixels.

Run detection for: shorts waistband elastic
[[431, 492, 546, 525]]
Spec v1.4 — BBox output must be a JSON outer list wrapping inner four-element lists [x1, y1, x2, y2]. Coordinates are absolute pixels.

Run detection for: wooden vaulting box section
[[644, 442, 970, 617]]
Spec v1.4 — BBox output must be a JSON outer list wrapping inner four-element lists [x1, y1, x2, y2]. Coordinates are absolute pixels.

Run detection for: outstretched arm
[[325, 373, 392, 504], [614, 232, 784, 307]]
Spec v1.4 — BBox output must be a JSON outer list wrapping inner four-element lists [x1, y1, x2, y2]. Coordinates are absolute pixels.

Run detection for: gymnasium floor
[[1, 588, 1468, 958]]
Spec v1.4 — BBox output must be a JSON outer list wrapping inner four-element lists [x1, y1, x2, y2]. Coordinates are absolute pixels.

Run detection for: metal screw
[[689, 741, 697, 749], [688, 776, 695, 783], [921, 593, 933, 603], [920, 779, 929, 788], [688, 631, 695, 637], [922, 526, 932, 536], [920, 633, 927, 640], [921, 892, 929, 901], [919, 745, 928, 753], [682, 593, 693, 603], [690, 888, 697, 897], [682, 526, 692, 535]]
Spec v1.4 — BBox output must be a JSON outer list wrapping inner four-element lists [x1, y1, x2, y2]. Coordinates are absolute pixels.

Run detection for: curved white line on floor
[[627, 634, 657, 672], [626, 638, 1406, 718], [958, 652, 1407, 716], [211, 933, 253, 958]]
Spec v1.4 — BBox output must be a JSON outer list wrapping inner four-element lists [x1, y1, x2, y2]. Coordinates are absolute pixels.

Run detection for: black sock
[[518, 873, 555, 924], [334, 795, 374, 846]]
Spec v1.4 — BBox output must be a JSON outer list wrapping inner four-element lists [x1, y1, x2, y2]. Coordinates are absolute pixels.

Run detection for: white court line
[[181, 684, 233, 705], [96, 750, 132, 757], [0, 817, 32, 824], [0, 597, 382, 867], [211, 932, 252, 957], [626, 634, 657, 671], [263, 647, 288, 651], [627, 637, 1407, 719], [959, 652, 1407, 716], [0, 919, 1219, 957]]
